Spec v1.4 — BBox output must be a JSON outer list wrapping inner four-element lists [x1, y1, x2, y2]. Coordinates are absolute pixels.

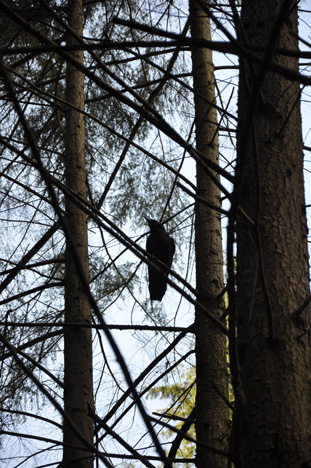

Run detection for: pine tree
[[63, 0, 94, 466], [190, 0, 228, 467], [234, 0, 311, 466]]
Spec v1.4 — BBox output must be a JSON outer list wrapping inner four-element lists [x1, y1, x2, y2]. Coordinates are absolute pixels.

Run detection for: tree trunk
[[236, 1, 311, 466], [63, 0, 94, 466], [189, 1, 228, 467]]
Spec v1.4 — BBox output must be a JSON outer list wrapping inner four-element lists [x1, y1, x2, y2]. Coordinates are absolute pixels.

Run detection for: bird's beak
[[144, 216, 151, 223]]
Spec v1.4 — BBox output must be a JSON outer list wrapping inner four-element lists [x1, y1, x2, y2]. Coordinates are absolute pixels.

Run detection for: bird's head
[[144, 217, 166, 232]]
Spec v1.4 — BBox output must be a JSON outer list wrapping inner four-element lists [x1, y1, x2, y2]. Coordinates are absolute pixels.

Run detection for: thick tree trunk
[[189, 1, 228, 467], [63, 1, 94, 467], [236, 1, 311, 467]]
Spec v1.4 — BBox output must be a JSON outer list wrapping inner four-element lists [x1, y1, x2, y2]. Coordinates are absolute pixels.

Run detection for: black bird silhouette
[[145, 217, 175, 301]]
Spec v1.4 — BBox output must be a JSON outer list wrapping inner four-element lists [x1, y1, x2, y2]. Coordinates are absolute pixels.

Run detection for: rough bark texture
[[63, 1, 94, 466], [236, 1, 311, 467], [190, 1, 228, 467]]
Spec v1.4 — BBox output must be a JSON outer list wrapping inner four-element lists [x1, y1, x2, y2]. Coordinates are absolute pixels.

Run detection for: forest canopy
[[0, 1, 311, 468]]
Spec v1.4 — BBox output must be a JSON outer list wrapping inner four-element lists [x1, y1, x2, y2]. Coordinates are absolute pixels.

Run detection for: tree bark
[[63, 0, 94, 466], [236, 1, 311, 466], [189, 1, 228, 467]]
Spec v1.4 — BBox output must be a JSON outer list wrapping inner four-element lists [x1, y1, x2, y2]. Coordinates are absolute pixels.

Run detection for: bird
[[144, 217, 175, 301]]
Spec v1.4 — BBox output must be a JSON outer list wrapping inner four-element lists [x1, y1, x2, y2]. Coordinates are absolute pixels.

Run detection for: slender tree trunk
[[63, 1, 94, 466], [236, 1, 311, 466], [189, 1, 228, 467]]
